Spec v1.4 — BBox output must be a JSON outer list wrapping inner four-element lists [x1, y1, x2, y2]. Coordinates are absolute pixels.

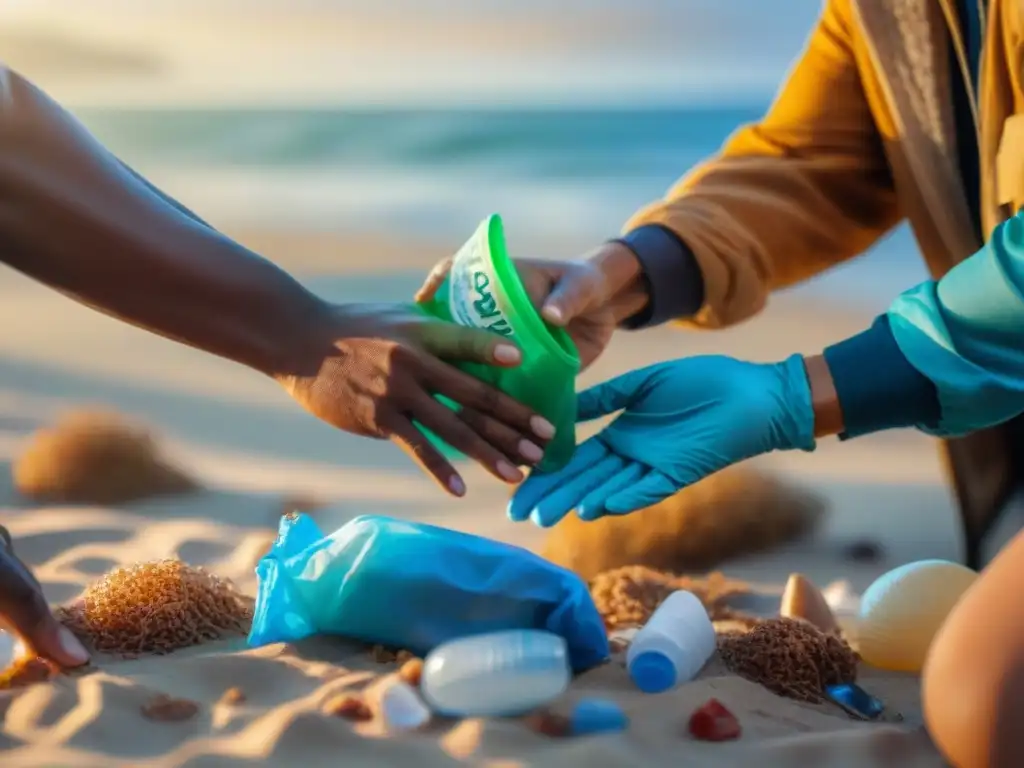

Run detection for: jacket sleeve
[[623, 0, 901, 329], [887, 213, 1024, 436]]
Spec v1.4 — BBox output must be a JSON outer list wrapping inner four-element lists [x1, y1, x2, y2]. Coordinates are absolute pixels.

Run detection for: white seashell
[[857, 559, 977, 673], [379, 679, 431, 733]]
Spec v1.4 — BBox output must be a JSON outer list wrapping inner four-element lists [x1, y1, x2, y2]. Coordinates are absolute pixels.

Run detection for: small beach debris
[[687, 698, 741, 742], [822, 580, 861, 619], [140, 693, 199, 722], [421, 630, 571, 718], [13, 409, 200, 505], [377, 679, 431, 733], [857, 560, 977, 673], [570, 698, 628, 735], [0, 656, 56, 690], [524, 710, 571, 738], [627, 591, 716, 693], [717, 618, 858, 703], [56, 559, 253, 657], [217, 687, 246, 706], [780, 573, 839, 634], [825, 683, 886, 721], [589, 566, 755, 631], [543, 467, 824, 580], [370, 645, 415, 664], [322, 694, 373, 722], [843, 539, 883, 563], [398, 657, 424, 687]]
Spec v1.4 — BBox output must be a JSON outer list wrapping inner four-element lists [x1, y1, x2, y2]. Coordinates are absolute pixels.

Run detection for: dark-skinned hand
[[415, 249, 648, 371], [278, 303, 555, 495]]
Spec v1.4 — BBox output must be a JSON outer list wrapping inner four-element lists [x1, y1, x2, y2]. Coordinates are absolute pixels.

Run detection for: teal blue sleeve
[[888, 214, 1024, 436]]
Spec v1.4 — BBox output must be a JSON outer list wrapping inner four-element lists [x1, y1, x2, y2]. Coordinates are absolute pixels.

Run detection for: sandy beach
[[0, 229, 974, 766]]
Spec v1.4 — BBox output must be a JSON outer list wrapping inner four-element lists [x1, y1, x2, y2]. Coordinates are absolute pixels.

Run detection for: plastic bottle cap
[[570, 698, 629, 735], [629, 651, 677, 693]]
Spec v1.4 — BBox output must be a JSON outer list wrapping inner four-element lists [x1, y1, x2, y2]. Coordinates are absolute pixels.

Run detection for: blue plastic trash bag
[[248, 513, 609, 672]]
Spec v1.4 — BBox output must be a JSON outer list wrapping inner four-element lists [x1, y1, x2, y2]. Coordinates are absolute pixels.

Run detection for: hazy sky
[[0, 1, 821, 106]]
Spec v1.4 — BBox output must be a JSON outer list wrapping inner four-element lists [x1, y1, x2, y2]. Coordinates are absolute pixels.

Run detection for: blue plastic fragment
[[570, 698, 629, 735], [825, 683, 886, 720]]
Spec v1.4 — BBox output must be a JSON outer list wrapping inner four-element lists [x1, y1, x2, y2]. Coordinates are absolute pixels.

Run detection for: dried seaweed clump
[[13, 409, 200, 505], [589, 565, 756, 630], [717, 617, 858, 703], [543, 467, 824, 580], [56, 559, 253, 656]]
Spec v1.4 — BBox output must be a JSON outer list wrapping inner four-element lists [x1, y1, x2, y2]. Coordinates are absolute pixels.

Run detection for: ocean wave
[[78, 106, 764, 174], [75, 105, 930, 307], [144, 165, 644, 241]]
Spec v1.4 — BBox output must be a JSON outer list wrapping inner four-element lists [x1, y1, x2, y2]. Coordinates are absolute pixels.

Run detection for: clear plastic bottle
[[626, 590, 716, 694], [420, 629, 571, 717]]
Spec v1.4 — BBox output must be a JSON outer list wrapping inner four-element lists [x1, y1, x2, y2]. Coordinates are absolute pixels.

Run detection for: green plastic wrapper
[[416, 214, 580, 471]]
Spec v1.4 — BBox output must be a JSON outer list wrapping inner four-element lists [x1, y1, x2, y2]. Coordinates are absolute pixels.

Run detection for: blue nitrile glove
[[508, 354, 816, 527]]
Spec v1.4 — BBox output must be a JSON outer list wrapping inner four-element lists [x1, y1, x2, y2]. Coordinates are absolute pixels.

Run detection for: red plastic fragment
[[687, 698, 741, 742]]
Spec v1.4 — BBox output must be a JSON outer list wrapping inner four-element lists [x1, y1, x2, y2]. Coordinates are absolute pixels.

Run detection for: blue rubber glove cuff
[[771, 354, 817, 453]]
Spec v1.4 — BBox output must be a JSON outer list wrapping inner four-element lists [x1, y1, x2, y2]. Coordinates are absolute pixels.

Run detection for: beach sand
[[0, 229, 976, 766]]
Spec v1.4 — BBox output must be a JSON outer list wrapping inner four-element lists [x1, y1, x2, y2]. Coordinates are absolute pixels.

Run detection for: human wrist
[[822, 315, 940, 439], [613, 225, 704, 329], [802, 354, 845, 437], [260, 291, 339, 382], [585, 242, 650, 323]]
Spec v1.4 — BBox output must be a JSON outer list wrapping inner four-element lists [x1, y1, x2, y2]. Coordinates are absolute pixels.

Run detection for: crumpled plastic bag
[[247, 513, 609, 672]]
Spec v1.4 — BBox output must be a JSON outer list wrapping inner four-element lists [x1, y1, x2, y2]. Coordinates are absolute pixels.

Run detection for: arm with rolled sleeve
[[616, 0, 901, 330], [822, 213, 1024, 439]]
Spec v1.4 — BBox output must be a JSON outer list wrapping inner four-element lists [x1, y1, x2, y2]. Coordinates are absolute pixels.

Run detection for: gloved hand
[[508, 354, 817, 527]]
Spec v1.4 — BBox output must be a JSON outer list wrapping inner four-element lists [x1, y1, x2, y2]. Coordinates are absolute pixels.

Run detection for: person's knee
[[923, 600, 1024, 767]]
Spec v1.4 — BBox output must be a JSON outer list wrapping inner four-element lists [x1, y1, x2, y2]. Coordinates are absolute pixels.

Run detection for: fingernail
[[58, 626, 89, 665], [530, 416, 556, 440], [542, 305, 563, 324], [506, 499, 527, 522], [448, 476, 466, 496], [496, 460, 524, 483], [519, 439, 544, 463], [494, 344, 521, 364], [529, 508, 552, 528]]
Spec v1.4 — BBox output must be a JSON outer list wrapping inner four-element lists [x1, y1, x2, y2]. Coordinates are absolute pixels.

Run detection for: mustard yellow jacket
[[625, 0, 1024, 553], [627, 0, 1021, 329]]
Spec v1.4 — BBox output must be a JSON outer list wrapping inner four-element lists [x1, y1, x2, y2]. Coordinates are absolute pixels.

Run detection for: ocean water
[[76, 105, 930, 310]]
